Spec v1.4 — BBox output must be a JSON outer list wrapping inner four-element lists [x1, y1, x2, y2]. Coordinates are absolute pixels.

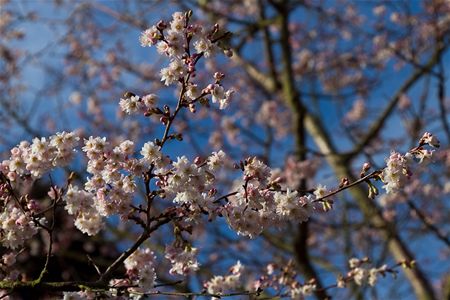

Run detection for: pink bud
[[363, 162, 371, 172], [160, 116, 168, 125]]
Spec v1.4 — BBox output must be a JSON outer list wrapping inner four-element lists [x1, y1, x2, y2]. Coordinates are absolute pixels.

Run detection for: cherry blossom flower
[[124, 247, 157, 293], [0, 204, 38, 249], [204, 261, 244, 299], [139, 26, 160, 47], [382, 151, 411, 194], [420, 132, 440, 148], [165, 244, 200, 276], [119, 95, 142, 114]]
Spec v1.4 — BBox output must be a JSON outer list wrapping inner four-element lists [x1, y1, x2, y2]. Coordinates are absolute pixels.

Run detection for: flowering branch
[[0, 6, 446, 300]]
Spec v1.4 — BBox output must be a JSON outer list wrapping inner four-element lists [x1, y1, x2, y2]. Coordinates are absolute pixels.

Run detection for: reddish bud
[[208, 188, 217, 197], [339, 177, 349, 188]]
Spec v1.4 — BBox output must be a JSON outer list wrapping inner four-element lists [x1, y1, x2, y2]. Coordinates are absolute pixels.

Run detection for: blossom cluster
[[119, 93, 159, 115], [204, 261, 244, 299], [63, 139, 228, 237], [64, 136, 168, 235], [382, 151, 412, 194], [82, 138, 139, 216], [0, 204, 38, 249], [135, 11, 234, 111], [290, 283, 317, 300], [124, 247, 157, 294], [225, 157, 323, 238], [0, 131, 79, 249], [64, 185, 103, 236], [164, 244, 199, 276], [0, 252, 19, 282], [140, 12, 217, 58], [343, 258, 388, 287], [62, 291, 96, 300], [254, 261, 317, 300], [140, 141, 169, 168], [160, 151, 227, 216], [63, 138, 139, 235], [1, 131, 79, 180], [254, 257, 395, 300], [382, 132, 440, 194]]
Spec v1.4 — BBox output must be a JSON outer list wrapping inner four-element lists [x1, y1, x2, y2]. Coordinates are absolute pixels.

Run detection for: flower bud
[[189, 103, 196, 113], [156, 20, 168, 30], [224, 49, 233, 57], [208, 188, 217, 197], [160, 116, 168, 125], [214, 72, 225, 81]]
